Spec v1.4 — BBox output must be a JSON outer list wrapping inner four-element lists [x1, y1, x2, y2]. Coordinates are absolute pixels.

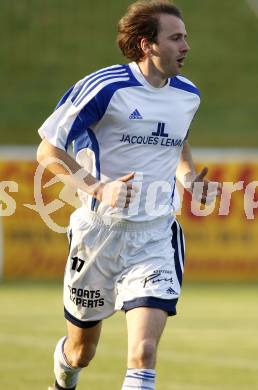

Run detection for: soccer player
[[37, 1, 220, 389]]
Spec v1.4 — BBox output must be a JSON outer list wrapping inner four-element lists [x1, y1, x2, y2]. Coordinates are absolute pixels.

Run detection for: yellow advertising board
[[178, 153, 258, 281], [0, 151, 74, 279], [0, 148, 257, 281]]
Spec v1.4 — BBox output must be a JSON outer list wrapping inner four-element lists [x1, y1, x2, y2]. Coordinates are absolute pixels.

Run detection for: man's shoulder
[[79, 63, 140, 90], [71, 63, 140, 107], [169, 75, 200, 97], [81, 63, 128, 80], [174, 75, 198, 88]]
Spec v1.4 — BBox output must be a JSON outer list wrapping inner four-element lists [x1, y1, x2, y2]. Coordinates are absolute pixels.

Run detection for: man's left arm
[[176, 141, 221, 205]]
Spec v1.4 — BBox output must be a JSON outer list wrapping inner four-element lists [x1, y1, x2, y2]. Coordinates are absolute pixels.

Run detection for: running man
[[37, 1, 220, 389]]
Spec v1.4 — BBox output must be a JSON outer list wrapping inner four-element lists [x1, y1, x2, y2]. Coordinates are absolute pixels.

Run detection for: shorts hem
[[64, 307, 101, 328], [121, 296, 178, 316]]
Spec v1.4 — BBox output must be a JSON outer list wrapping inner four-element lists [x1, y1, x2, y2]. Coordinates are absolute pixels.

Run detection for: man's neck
[[137, 61, 168, 88]]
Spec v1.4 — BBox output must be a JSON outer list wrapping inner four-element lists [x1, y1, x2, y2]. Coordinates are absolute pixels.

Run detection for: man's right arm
[[37, 138, 102, 195], [37, 138, 135, 208]]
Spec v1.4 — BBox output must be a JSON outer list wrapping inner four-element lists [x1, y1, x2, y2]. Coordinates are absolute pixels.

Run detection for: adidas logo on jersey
[[129, 109, 143, 120]]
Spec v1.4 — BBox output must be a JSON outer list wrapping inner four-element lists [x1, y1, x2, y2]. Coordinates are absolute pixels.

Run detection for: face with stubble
[[150, 13, 190, 78]]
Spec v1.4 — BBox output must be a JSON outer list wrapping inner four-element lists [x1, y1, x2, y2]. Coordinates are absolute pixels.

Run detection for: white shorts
[[63, 211, 185, 328]]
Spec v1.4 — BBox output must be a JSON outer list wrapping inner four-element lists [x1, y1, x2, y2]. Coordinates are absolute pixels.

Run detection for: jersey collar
[[129, 62, 170, 92]]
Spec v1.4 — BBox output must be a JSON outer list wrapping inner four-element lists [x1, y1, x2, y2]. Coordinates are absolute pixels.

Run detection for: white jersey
[[38, 62, 200, 221]]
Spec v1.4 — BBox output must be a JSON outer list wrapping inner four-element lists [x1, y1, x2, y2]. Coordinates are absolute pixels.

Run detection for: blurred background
[[1, 0, 258, 146], [0, 1, 258, 389]]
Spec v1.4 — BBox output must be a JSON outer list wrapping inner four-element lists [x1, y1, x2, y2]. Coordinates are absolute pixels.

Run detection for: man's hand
[[187, 167, 222, 205], [93, 172, 137, 208]]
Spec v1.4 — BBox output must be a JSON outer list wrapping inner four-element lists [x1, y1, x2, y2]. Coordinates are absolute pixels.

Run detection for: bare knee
[[65, 340, 97, 368], [129, 339, 157, 368]]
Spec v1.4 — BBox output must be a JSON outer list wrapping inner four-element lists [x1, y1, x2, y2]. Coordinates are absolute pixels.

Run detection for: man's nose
[[181, 40, 190, 52]]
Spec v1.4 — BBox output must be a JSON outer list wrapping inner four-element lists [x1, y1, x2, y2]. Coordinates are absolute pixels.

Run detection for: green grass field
[[1, 282, 258, 390], [1, 0, 258, 146]]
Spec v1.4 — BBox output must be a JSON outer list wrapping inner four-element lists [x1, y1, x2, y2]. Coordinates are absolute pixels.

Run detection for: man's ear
[[139, 37, 153, 57]]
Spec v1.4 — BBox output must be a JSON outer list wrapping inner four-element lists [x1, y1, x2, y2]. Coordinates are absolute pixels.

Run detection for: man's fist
[[190, 167, 222, 205], [94, 172, 138, 208]]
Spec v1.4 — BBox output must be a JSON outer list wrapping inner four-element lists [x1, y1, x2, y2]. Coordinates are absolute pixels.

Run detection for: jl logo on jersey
[[152, 122, 168, 137]]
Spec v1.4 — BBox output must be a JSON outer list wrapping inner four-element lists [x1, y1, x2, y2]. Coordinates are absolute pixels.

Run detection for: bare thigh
[[126, 307, 168, 369]]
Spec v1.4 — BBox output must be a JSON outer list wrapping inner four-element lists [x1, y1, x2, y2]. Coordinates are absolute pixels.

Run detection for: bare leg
[[64, 320, 102, 367], [126, 307, 167, 368], [53, 320, 102, 389], [121, 307, 167, 389]]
